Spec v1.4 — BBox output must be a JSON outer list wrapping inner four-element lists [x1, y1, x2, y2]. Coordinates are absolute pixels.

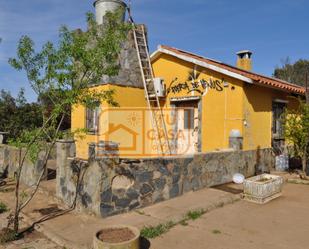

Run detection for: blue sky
[[0, 0, 308, 102]]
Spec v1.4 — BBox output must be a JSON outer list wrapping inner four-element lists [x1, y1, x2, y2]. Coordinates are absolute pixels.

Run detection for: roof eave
[[253, 80, 305, 96], [151, 45, 253, 84]]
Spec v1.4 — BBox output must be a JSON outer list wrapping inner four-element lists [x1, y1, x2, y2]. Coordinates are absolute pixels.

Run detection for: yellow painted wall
[[243, 85, 272, 150], [72, 53, 301, 159], [243, 85, 298, 150], [152, 54, 244, 152], [72, 84, 147, 159], [152, 54, 300, 152]]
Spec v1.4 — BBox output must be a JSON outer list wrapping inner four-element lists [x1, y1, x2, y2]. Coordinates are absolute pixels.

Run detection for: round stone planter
[[93, 225, 140, 249]]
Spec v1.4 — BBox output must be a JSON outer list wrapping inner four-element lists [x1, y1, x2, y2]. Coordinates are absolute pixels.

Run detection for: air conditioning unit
[[153, 78, 165, 97]]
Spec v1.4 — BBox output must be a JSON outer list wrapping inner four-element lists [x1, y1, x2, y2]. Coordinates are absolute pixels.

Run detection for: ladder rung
[[134, 29, 143, 34], [133, 24, 171, 156], [139, 51, 147, 55], [139, 49, 147, 54]]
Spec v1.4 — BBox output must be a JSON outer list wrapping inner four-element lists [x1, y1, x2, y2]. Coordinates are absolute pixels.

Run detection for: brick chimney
[[236, 50, 252, 71]]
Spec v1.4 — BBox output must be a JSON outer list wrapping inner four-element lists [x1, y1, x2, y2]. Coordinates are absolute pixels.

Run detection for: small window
[[272, 102, 286, 139], [86, 105, 100, 134], [184, 109, 194, 129]]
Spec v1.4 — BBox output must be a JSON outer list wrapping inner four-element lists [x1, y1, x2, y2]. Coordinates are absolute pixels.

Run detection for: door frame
[[170, 97, 202, 155]]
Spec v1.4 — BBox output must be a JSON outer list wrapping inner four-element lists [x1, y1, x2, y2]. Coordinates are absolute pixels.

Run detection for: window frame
[[85, 105, 100, 134], [272, 101, 286, 139]]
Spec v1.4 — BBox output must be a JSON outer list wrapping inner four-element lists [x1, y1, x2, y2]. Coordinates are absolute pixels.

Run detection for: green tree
[[284, 99, 309, 177], [38, 89, 71, 131], [7, 11, 129, 236], [274, 58, 309, 86], [0, 89, 42, 141]]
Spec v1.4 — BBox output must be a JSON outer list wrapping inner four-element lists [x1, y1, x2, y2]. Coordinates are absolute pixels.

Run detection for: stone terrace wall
[[0, 144, 54, 186], [57, 145, 274, 217]]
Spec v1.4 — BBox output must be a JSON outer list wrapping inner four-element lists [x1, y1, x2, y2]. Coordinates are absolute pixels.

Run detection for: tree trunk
[[13, 149, 22, 234], [302, 155, 307, 173], [11, 114, 62, 235], [301, 149, 309, 179], [304, 150, 308, 176]]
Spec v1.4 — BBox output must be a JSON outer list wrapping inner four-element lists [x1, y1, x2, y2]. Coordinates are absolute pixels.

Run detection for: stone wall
[[57, 146, 274, 217], [56, 140, 76, 205], [0, 144, 56, 186], [91, 26, 144, 89]]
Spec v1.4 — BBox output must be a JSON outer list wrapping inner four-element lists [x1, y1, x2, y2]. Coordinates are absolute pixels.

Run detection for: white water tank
[[94, 0, 127, 25]]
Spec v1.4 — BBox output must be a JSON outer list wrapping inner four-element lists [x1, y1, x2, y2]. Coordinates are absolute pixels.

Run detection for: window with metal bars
[[272, 102, 286, 139], [86, 105, 100, 134]]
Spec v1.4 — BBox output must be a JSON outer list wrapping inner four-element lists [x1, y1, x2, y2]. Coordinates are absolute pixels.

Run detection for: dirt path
[[150, 183, 309, 249], [0, 179, 63, 249], [0, 234, 63, 249], [1, 177, 308, 249], [0, 213, 62, 249]]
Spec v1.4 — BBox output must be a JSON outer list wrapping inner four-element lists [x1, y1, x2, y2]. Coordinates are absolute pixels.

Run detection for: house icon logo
[[103, 123, 139, 151]]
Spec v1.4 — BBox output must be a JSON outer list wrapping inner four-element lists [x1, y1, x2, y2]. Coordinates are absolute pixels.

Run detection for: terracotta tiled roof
[[157, 45, 306, 95]]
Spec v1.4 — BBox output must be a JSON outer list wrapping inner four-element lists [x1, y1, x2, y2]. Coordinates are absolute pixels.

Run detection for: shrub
[[0, 228, 17, 244], [141, 221, 176, 239], [185, 209, 205, 220], [0, 202, 8, 214]]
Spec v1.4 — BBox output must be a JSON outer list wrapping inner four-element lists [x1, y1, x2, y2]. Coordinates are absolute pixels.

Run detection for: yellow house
[[71, 45, 305, 159]]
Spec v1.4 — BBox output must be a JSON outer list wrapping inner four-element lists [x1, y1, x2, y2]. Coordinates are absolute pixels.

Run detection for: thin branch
[[16, 113, 55, 178], [19, 114, 65, 211]]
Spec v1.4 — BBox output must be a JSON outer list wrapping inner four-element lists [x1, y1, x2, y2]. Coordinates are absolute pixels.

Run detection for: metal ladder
[[131, 24, 171, 156]]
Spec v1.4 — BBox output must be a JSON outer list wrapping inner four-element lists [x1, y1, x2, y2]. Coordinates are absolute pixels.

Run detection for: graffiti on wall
[[166, 68, 225, 95]]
